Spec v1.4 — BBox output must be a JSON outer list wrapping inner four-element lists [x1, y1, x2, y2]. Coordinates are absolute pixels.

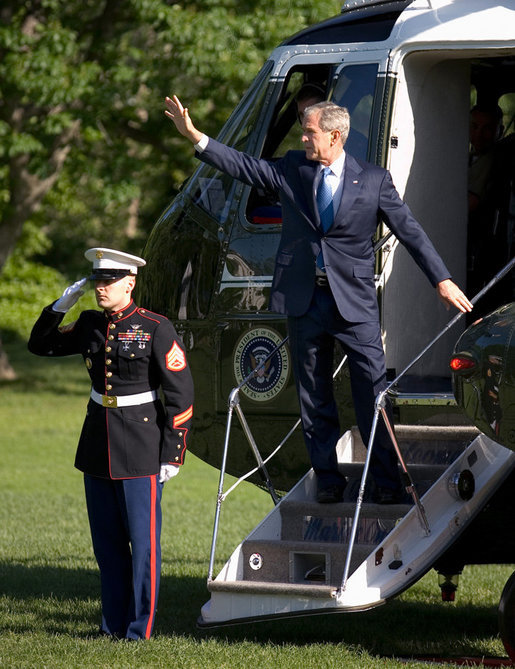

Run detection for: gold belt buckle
[[102, 395, 118, 408]]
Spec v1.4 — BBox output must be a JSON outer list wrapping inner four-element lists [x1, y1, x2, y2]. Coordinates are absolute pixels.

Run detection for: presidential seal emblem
[[233, 327, 290, 402]]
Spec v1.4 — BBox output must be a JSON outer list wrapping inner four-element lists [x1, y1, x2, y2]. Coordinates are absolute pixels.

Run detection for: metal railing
[[338, 255, 515, 596], [207, 248, 515, 589]]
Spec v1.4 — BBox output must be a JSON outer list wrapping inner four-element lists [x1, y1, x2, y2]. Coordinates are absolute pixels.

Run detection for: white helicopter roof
[[391, 0, 515, 53], [269, 1, 515, 76]]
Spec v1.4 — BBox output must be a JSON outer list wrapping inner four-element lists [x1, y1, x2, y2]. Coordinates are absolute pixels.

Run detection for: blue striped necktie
[[316, 167, 334, 271]]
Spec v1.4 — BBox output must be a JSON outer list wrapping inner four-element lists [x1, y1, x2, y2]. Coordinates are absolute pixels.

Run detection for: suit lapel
[[335, 154, 364, 221], [295, 154, 364, 230], [298, 161, 320, 229]]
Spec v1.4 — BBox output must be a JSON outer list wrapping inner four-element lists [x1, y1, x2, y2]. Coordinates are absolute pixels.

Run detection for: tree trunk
[[0, 119, 80, 274], [0, 336, 16, 380], [0, 118, 80, 373]]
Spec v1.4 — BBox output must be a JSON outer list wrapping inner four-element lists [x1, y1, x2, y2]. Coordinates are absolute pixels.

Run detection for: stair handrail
[[338, 255, 515, 597]]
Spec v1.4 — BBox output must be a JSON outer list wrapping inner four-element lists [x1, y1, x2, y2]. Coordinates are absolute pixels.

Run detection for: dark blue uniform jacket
[[28, 300, 194, 479]]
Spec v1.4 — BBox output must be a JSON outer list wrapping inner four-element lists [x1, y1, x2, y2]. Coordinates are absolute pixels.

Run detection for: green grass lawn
[[0, 335, 513, 668]]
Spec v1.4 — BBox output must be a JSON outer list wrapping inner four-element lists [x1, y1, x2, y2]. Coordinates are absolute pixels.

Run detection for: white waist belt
[[90, 388, 158, 408]]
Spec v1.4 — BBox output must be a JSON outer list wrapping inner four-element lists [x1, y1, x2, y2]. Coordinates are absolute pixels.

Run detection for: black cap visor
[[89, 269, 134, 281]]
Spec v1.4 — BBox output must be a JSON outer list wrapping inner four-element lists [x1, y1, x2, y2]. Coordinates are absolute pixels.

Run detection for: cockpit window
[[331, 63, 379, 159], [245, 61, 380, 225], [187, 60, 274, 223]]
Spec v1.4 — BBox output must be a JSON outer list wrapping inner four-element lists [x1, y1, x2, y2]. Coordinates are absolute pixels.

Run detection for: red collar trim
[[106, 300, 138, 323]]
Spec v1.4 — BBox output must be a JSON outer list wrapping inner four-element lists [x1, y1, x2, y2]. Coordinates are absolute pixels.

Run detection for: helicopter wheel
[[498, 569, 515, 660]]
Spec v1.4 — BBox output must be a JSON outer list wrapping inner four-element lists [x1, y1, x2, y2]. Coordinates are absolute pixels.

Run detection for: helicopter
[[137, 0, 515, 656]]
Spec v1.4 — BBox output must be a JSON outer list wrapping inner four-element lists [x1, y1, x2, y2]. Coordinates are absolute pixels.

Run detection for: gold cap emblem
[[96, 250, 104, 259]]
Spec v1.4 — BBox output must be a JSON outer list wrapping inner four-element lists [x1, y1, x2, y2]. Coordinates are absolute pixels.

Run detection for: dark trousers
[[288, 285, 399, 491], [84, 473, 163, 640]]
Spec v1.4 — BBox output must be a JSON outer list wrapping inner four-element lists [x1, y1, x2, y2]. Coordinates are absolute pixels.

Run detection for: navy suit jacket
[[200, 138, 451, 322]]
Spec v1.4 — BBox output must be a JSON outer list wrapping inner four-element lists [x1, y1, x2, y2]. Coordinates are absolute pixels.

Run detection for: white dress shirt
[[315, 151, 346, 215]]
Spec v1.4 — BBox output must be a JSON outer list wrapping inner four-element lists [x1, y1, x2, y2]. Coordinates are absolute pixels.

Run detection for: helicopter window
[[189, 61, 274, 224], [268, 70, 330, 157], [245, 62, 379, 225], [244, 65, 333, 225], [331, 63, 379, 160]]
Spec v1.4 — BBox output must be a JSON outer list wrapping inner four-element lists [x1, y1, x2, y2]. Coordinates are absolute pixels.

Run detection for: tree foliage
[[0, 0, 340, 377], [0, 0, 340, 276]]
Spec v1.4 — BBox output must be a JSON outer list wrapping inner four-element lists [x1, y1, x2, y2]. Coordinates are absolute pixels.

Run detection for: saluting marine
[[28, 248, 194, 640]]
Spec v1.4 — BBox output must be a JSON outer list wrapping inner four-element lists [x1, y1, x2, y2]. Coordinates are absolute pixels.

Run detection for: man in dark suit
[[165, 95, 472, 504], [28, 248, 194, 639]]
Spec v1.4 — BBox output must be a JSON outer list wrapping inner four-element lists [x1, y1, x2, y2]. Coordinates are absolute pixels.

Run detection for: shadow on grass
[[0, 559, 209, 638], [0, 558, 505, 657], [196, 598, 501, 654]]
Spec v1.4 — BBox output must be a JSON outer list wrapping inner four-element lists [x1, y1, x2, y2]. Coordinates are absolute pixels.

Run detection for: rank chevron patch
[[173, 405, 193, 428], [166, 341, 186, 371]]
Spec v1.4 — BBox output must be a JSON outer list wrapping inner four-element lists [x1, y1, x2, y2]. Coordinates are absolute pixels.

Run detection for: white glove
[[53, 278, 88, 313], [159, 463, 180, 483]]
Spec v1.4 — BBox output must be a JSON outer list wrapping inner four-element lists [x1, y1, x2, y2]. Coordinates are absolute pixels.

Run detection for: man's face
[[470, 110, 500, 155], [297, 96, 322, 124], [94, 275, 135, 313], [302, 111, 339, 165]]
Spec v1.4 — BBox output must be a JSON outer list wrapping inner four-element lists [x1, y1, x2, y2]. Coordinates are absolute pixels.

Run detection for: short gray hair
[[304, 101, 350, 146]]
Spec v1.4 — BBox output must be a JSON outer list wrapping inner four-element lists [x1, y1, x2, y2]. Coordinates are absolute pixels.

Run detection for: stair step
[[338, 462, 447, 481], [208, 579, 336, 599], [241, 538, 374, 587], [349, 424, 479, 463], [280, 500, 409, 543]]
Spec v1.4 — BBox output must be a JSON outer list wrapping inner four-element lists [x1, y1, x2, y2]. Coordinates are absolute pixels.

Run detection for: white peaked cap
[[85, 247, 146, 279]]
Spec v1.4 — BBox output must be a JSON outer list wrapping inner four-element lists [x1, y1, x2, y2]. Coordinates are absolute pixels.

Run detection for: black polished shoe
[[316, 484, 345, 504]]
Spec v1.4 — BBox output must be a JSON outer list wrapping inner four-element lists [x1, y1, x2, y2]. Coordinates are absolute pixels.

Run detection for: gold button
[[140, 309, 146, 314], [106, 359, 112, 365], [174, 456, 179, 461], [143, 417, 149, 422], [109, 323, 116, 330], [177, 444, 181, 449], [106, 346, 112, 352], [108, 335, 114, 341], [106, 384, 112, 390], [106, 371, 113, 378], [178, 431, 183, 437], [117, 313, 122, 319], [130, 353, 135, 358]]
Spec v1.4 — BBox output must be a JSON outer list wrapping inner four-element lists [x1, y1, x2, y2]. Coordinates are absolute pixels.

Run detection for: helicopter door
[[383, 51, 515, 397]]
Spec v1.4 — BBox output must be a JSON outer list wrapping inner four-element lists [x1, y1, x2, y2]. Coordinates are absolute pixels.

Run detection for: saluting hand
[[53, 277, 88, 314], [164, 95, 203, 145], [436, 279, 473, 313]]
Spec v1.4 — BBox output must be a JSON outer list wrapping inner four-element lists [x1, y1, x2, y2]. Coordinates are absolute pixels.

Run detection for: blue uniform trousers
[[288, 285, 399, 491], [84, 474, 162, 640]]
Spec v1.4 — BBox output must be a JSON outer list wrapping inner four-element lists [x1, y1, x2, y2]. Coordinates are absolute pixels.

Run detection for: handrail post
[[207, 387, 239, 583]]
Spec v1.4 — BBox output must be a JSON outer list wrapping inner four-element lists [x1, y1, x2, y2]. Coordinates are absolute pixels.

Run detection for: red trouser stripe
[[145, 475, 157, 639]]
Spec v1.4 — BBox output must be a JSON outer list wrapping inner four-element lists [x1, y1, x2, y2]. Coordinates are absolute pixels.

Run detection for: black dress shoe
[[317, 484, 345, 504]]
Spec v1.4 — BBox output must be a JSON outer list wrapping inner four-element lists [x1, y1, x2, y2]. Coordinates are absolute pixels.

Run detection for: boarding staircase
[[207, 424, 479, 599]]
